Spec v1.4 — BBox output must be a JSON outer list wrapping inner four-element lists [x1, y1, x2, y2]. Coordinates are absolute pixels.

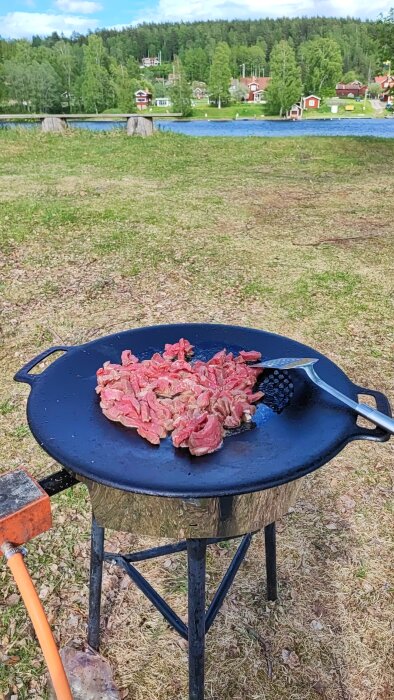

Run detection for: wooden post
[[126, 116, 154, 137], [41, 117, 67, 133]]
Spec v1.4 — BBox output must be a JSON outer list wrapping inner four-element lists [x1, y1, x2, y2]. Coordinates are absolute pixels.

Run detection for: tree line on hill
[[0, 11, 393, 116]]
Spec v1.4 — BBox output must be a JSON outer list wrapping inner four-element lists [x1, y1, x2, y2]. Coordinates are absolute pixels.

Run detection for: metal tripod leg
[[264, 522, 277, 601], [187, 539, 207, 700], [88, 515, 105, 650]]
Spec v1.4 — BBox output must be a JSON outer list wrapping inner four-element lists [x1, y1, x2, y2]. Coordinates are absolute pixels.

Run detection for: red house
[[240, 76, 271, 102], [135, 89, 152, 110], [302, 95, 321, 109], [374, 75, 394, 101], [336, 80, 366, 98]]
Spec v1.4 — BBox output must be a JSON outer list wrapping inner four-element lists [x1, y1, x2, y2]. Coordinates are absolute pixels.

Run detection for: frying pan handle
[[349, 384, 392, 443], [14, 346, 70, 386]]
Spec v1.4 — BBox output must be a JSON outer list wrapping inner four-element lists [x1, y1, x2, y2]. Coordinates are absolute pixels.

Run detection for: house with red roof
[[336, 80, 367, 98], [302, 95, 321, 109], [238, 76, 271, 103], [135, 89, 152, 110], [374, 75, 394, 101]]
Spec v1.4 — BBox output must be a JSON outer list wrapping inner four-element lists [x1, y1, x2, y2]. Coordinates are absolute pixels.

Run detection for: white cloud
[[54, 0, 103, 14], [0, 12, 100, 39], [310, 0, 390, 17], [142, 0, 312, 22], [135, 0, 391, 23]]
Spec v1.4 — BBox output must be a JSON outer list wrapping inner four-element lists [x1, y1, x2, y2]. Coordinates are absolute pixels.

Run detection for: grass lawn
[[305, 98, 376, 118], [0, 129, 393, 700], [191, 102, 265, 118], [104, 102, 267, 118], [104, 98, 378, 120]]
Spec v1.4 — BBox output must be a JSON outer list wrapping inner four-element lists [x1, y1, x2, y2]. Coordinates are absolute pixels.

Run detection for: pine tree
[[375, 9, 394, 64], [2, 60, 34, 111], [183, 47, 209, 82], [209, 42, 231, 108], [266, 41, 302, 117], [169, 56, 192, 117], [248, 45, 267, 76], [53, 41, 76, 112], [299, 38, 343, 96], [2, 58, 61, 112], [127, 57, 141, 79], [30, 61, 61, 112], [79, 35, 111, 113], [110, 61, 136, 112]]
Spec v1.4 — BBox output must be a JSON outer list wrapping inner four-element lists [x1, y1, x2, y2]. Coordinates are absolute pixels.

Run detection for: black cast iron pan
[[14, 324, 391, 498]]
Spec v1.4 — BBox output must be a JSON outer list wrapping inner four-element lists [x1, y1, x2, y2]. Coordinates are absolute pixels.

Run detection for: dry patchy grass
[[0, 130, 393, 700]]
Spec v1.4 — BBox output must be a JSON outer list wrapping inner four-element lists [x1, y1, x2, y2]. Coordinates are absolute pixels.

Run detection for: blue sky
[[0, 0, 392, 39]]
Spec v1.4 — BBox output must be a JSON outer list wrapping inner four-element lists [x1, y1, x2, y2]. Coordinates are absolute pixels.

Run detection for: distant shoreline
[[1, 115, 390, 123]]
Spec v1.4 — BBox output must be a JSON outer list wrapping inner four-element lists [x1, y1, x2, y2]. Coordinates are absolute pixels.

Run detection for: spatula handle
[[355, 402, 394, 434], [304, 366, 394, 435]]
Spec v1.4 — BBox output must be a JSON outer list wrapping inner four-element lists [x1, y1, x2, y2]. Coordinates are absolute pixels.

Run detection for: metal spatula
[[251, 358, 394, 434]]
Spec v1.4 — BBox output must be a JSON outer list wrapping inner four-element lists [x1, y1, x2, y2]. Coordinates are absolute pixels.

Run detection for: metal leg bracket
[[104, 533, 253, 639]]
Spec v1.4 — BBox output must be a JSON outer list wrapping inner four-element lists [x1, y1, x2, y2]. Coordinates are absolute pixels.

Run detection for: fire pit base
[[82, 477, 302, 538], [87, 515, 283, 700]]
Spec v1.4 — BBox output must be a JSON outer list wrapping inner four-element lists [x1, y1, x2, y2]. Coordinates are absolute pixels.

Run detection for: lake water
[[156, 118, 394, 138], [2, 118, 394, 138]]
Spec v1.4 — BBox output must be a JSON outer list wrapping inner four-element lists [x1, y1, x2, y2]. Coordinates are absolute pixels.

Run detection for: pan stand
[[88, 516, 278, 700]]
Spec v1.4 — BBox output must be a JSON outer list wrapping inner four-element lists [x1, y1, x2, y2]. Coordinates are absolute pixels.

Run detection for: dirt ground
[[0, 130, 393, 699]]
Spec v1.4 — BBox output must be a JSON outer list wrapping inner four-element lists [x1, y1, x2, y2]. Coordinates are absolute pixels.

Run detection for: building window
[[310, 99, 315, 106]]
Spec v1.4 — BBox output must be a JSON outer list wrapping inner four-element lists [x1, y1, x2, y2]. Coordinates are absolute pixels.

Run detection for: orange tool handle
[[4, 547, 73, 700]]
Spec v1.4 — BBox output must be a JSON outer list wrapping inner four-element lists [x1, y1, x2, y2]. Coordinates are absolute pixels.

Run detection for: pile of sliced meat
[[96, 339, 264, 456]]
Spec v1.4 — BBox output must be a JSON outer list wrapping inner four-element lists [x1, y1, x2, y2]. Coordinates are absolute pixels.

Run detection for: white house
[[141, 56, 161, 67], [154, 97, 172, 107], [252, 89, 266, 103], [287, 103, 303, 119]]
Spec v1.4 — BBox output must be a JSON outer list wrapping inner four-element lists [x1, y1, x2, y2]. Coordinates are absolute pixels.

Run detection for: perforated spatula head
[[258, 368, 294, 413], [250, 358, 319, 415]]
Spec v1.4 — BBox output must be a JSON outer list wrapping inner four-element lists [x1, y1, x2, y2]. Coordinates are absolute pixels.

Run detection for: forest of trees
[[0, 12, 393, 115]]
